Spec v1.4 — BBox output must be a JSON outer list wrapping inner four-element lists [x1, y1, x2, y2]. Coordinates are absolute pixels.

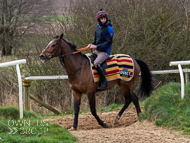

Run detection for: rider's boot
[[97, 67, 108, 90]]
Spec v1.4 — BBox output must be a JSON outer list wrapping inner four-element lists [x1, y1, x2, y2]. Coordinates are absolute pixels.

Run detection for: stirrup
[[97, 82, 108, 90]]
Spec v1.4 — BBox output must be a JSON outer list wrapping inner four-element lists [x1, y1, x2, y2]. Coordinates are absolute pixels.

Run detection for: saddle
[[89, 53, 113, 75], [86, 53, 134, 82]]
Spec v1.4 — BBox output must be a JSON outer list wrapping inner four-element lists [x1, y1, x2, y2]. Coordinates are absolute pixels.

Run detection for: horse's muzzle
[[39, 54, 49, 63]]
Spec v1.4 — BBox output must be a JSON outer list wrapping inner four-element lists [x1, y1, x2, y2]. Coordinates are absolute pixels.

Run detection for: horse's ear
[[54, 34, 59, 39], [59, 33, 63, 40]]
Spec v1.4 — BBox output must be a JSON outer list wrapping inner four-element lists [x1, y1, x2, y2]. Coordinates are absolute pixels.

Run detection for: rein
[[53, 40, 89, 76], [59, 54, 84, 76]]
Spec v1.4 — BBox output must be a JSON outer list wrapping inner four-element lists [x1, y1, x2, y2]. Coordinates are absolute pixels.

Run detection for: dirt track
[[44, 106, 190, 143]]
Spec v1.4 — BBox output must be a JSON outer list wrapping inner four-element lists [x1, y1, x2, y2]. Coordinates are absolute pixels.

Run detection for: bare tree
[[0, 0, 53, 56]]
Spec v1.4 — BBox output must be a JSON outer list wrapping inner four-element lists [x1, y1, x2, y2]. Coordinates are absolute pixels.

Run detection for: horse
[[39, 33, 153, 130]]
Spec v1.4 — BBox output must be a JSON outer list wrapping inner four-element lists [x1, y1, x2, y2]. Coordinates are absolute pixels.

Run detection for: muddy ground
[[44, 106, 190, 143]]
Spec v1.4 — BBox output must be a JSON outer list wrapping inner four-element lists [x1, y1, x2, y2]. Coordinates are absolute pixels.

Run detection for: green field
[[139, 82, 190, 135], [0, 106, 77, 143]]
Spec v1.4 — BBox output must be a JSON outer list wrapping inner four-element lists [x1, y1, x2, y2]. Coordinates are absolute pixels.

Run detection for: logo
[[8, 120, 49, 135], [120, 68, 131, 77]]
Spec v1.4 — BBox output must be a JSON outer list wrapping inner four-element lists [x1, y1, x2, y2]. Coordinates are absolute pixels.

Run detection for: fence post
[[22, 76, 31, 111], [178, 64, 185, 99], [185, 68, 189, 85], [169, 61, 190, 99]]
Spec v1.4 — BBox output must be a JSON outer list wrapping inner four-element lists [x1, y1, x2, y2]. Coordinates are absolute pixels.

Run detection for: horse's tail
[[135, 59, 153, 97]]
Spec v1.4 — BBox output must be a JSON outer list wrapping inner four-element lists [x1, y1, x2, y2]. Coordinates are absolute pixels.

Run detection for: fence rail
[[0, 59, 26, 119], [169, 61, 190, 99], [1, 59, 190, 118], [151, 68, 190, 85], [23, 75, 73, 114], [25, 75, 68, 80], [23, 68, 190, 113]]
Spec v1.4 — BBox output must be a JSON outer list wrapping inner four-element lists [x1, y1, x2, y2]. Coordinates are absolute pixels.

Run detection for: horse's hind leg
[[116, 83, 141, 123], [87, 91, 109, 128], [116, 85, 132, 120], [130, 90, 141, 117]]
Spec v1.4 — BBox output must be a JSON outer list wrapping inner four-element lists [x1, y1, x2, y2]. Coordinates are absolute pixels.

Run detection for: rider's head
[[96, 9, 108, 25]]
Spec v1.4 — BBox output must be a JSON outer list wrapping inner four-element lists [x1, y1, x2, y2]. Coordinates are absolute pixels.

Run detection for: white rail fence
[[24, 67, 190, 105], [0, 59, 26, 119], [152, 68, 190, 99], [24, 75, 73, 113], [169, 61, 190, 99], [1, 59, 190, 119]]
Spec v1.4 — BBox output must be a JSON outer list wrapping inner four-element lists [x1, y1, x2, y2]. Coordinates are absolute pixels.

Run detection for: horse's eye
[[52, 44, 56, 47]]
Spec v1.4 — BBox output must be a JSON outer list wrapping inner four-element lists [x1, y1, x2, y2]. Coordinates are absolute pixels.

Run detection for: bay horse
[[39, 33, 153, 130]]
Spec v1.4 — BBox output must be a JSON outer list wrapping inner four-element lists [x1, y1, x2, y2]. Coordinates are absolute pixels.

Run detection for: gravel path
[[71, 121, 190, 143], [44, 106, 190, 143]]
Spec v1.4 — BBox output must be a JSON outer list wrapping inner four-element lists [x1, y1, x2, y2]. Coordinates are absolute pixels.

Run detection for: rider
[[87, 9, 114, 90]]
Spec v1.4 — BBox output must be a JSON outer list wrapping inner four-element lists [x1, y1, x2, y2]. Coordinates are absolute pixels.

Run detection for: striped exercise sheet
[[85, 53, 134, 82]]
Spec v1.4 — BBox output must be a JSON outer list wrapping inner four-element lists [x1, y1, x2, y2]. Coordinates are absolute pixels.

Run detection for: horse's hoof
[[69, 127, 77, 131], [117, 115, 121, 120], [102, 123, 109, 128], [113, 115, 120, 125]]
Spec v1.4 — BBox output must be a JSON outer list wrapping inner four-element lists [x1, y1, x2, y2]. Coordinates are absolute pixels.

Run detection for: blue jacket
[[91, 20, 114, 54]]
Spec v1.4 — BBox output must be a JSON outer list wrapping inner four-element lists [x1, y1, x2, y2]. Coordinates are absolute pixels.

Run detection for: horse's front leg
[[72, 90, 82, 130], [87, 91, 109, 128]]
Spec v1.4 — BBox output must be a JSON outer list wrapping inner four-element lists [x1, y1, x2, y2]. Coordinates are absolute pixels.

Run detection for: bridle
[[42, 39, 62, 59], [42, 38, 84, 76]]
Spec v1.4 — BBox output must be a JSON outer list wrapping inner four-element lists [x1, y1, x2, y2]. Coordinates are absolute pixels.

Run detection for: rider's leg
[[93, 50, 109, 90], [96, 66, 108, 90]]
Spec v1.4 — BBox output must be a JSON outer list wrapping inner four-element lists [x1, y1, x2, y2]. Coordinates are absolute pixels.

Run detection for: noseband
[[42, 39, 62, 59]]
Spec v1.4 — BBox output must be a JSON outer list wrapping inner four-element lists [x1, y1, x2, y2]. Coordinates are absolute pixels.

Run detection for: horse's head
[[39, 33, 63, 63]]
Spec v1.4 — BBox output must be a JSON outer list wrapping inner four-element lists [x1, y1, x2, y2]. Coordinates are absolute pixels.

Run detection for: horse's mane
[[54, 34, 78, 52], [62, 38, 77, 51]]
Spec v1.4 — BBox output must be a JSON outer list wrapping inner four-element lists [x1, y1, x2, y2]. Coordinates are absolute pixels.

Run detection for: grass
[[97, 101, 144, 113], [139, 82, 190, 135], [24, 16, 73, 23], [98, 103, 124, 112], [35, 16, 72, 21], [0, 106, 78, 143]]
